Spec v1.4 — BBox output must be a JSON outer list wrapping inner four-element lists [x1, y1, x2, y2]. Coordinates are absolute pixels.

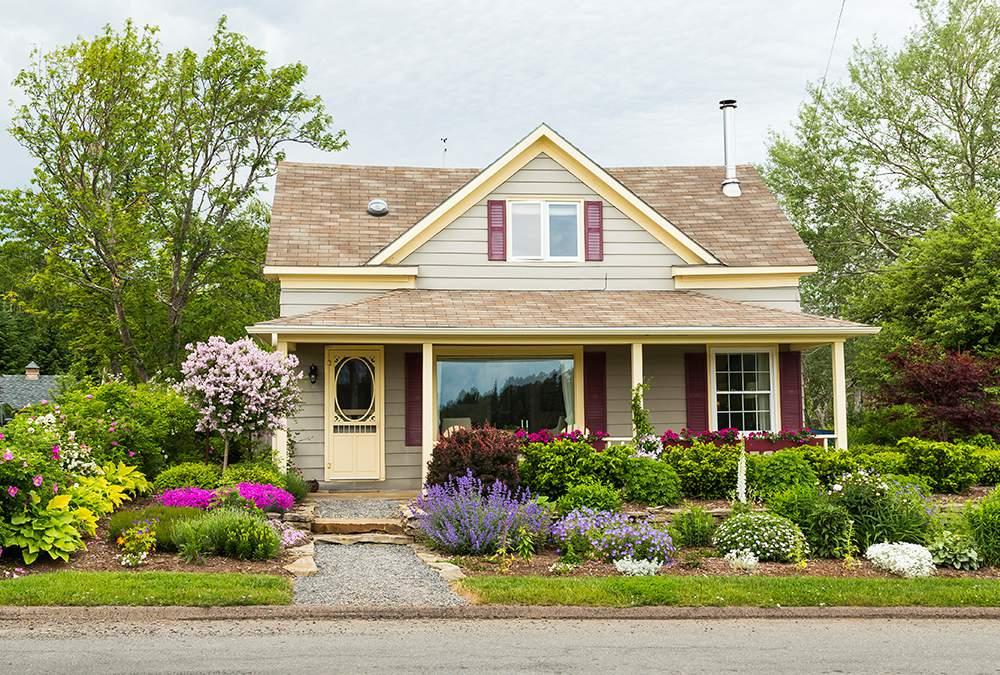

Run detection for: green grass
[[0, 571, 292, 606], [461, 575, 1000, 608]]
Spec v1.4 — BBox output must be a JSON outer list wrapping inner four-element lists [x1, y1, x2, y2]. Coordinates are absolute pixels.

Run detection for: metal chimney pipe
[[719, 99, 741, 197]]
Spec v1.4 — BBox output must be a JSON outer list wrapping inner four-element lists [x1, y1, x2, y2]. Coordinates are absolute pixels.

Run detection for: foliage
[[713, 512, 808, 563], [208, 487, 261, 513], [554, 482, 622, 515], [4, 493, 91, 564], [235, 483, 295, 513], [116, 519, 158, 567], [160, 487, 215, 510], [851, 450, 907, 477], [178, 336, 301, 470], [2, 18, 343, 378], [850, 405, 925, 445], [426, 425, 521, 488], [866, 542, 936, 578], [798, 445, 858, 485], [108, 506, 203, 551], [965, 491, 1000, 565], [622, 457, 682, 506], [660, 442, 742, 499], [67, 474, 128, 516], [928, 530, 981, 571], [221, 462, 285, 489], [895, 437, 980, 493], [281, 471, 309, 504], [750, 451, 818, 498], [975, 450, 1000, 486], [173, 508, 281, 562], [613, 557, 662, 576], [98, 462, 152, 497], [153, 462, 221, 491], [767, 485, 856, 559], [834, 471, 934, 549], [551, 508, 675, 563], [667, 505, 717, 548], [412, 471, 550, 555], [519, 440, 633, 498], [630, 382, 655, 442]]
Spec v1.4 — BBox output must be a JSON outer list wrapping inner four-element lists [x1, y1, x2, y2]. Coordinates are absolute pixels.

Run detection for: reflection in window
[[714, 352, 772, 432], [437, 357, 574, 433]]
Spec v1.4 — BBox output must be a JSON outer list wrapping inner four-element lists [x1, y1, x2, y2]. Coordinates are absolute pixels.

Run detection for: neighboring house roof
[[250, 289, 874, 336], [0, 374, 59, 411]]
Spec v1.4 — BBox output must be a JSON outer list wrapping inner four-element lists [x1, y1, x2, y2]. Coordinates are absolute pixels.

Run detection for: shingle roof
[[252, 289, 871, 333], [0, 375, 59, 411], [265, 162, 815, 268]]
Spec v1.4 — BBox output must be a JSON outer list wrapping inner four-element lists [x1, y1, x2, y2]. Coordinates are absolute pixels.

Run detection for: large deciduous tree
[[2, 18, 346, 380]]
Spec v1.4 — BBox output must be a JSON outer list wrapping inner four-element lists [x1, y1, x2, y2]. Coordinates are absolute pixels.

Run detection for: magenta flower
[[51, 445, 60, 461], [2, 451, 12, 462], [236, 482, 296, 513], [6, 486, 18, 498], [127, 451, 136, 458], [52, 482, 58, 494], [159, 487, 214, 509], [111, 441, 118, 447], [32, 475, 43, 488]]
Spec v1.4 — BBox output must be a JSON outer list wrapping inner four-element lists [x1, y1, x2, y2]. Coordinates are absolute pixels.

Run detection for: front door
[[325, 346, 384, 480]]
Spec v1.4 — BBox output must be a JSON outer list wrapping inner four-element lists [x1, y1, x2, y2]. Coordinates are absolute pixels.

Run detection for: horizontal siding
[[280, 289, 382, 317], [644, 345, 693, 433], [596, 346, 632, 438], [695, 287, 801, 313], [402, 154, 683, 291]]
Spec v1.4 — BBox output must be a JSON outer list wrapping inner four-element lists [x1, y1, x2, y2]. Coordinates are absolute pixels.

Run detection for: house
[[248, 101, 877, 491], [0, 362, 59, 424]]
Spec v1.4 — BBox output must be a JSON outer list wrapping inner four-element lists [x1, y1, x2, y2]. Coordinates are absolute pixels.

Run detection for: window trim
[[506, 199, 584, 262], [707, 345, 780, 434]]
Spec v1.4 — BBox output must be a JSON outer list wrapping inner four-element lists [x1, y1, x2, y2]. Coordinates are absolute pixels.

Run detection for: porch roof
[[248, 289, 878, 337]]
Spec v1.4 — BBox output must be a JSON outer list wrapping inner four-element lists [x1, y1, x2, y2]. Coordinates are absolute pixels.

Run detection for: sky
[[0, 0, 920, 194]]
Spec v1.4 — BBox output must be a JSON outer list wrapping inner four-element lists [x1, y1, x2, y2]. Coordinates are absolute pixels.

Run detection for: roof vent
[[367, 198, 389, 217], [719, 99, 742, 198]]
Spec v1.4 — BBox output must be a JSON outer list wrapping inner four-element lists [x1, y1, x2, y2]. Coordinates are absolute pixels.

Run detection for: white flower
[[614, 557, 663, 576], [866, 542, 935, 578], [724, 548, 759, 571], [831, 484, 843, 492]]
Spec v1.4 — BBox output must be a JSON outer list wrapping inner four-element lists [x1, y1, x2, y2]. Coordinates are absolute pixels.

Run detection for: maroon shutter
[[404, 352, 422, 446], [684, 352, 710, 433], [779, 351, 804, 431], [487, 199, 506, 261], [584, 200, 604, 261], [583, 351, 607, 450]]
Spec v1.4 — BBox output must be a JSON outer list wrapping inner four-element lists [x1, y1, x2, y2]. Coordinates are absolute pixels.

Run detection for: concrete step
[[314, 533, 414, 545], [311, 518, 406, 535]]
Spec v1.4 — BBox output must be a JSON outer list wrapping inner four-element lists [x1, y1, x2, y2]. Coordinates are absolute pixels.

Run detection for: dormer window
[[508, 200, 582, 261]]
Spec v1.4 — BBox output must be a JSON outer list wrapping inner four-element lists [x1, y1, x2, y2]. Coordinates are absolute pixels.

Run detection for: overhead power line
[[820, 0, 848, 96]]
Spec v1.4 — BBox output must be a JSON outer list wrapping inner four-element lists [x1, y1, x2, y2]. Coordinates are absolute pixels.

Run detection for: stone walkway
[[294, 543, 466, 607]]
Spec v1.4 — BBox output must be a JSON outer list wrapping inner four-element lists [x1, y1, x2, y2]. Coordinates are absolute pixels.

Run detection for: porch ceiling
[[248, 289, 878, 338]]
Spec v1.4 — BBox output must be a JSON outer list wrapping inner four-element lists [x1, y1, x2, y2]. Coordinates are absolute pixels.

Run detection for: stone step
[[314, 533, 414, 545], [312, 518, 406, 535]]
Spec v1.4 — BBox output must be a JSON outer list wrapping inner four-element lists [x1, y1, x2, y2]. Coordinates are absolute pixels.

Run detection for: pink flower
[[6, 486, 17, 498], [52, 483, 58, 494], [2, 451, 12, 462], [111, 441, 118, 447], [85, 394, 94, 400], [32, 475, 43, 488], [127, 451, 136, 458], [40, 399, 48, 405], [51, 445, 60, 460]]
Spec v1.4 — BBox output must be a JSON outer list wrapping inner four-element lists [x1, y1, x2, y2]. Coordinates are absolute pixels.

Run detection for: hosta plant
[[927, 530, 981, 571], [865, 542, 935, 578], [713, 512, 808, 563]]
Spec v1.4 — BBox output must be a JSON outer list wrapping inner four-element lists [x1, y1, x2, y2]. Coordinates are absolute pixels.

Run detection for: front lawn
[[461, 575, 1000, 608], [0, 571, 292, 606]]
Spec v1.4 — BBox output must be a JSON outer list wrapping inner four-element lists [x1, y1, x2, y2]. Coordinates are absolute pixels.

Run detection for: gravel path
[[294, 544, 465, 607], [313, 499, 405, 520]]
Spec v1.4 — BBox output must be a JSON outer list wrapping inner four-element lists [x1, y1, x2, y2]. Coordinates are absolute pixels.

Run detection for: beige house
[[249, 110, 876, 492]]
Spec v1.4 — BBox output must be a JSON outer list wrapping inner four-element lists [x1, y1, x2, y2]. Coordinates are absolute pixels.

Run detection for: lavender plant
[[551, 508, 675, 563]]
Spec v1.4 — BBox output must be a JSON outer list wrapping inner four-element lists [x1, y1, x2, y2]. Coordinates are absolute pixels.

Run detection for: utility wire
[[819, 0, 848, 96]]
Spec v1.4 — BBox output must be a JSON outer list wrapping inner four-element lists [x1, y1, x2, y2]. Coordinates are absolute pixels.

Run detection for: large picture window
[[437, 357, 575, 433], [507, 201, 581, 261], [710, 349, 776, 432]]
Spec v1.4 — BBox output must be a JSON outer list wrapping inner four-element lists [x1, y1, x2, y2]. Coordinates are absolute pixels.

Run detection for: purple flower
[[236, 482, 295, 513], [127, 451, 136, 458], [51, 445, 60, 461], [2, 451, 12, 462], [6, 486, 18, 498], [159, 487, 215, 509], [32, 475, 43, 488]]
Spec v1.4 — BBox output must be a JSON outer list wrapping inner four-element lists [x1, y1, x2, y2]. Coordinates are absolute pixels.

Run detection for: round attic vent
[[367, 198, 389, 216]]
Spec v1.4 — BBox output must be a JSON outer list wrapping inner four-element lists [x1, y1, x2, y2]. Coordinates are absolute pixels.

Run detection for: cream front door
[[325, 346, 384, 480]]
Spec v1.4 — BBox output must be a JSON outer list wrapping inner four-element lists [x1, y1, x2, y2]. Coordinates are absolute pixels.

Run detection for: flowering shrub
[[160, 487, 215, 510], [745, 429, 819, 444], [551, 508, 675, 563], [724, 548, 759, 571], [427, 425, 521, 488], [833, 470, 933, 549], [713, 512, 808, 563], [236, 482, 295, 513], [865, 542, 935, 578], [413, 471, 550, 555], [660, 428, 741, 447], [514, 428, 607, 446], [117, 518, 158, 567], [613, 557, 662, 576]]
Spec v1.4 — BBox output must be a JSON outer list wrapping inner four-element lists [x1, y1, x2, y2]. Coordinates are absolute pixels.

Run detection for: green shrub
[[519, 440, 632, 498], [976, 450, 1000, 486], [668, 505, 717, 548], [849, 404, 923, 445], [853, 450, 907, 476], [220, 462, 284, 488], [622, 457, 681, 506], [966, 492, 1000, 566], [108, 506, 204, 551], [661, 442, 741, 499], [895, 438, 979, 493], [798, 445, 857, 485], [767, 486, 854, 559], [554, 482, 622, 515], [153, 462, 221, 491], [751, 451, 817, 498], [282, 471, 309, 503], [713, 512, 808, 563], [836, 472, 933, 548], [174, 508, 280, 561], [928, 530, 981, 570]]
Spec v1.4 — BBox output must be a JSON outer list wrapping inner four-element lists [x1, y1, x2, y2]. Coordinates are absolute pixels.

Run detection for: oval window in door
[[334, 357, 375, 422]]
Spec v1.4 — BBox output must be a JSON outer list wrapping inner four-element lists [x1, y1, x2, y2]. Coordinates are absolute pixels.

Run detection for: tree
[[3, 18, 345, 380], [178, 336, 301, 471]]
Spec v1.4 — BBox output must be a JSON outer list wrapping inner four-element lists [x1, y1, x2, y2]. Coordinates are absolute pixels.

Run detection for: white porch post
[[832, 340, 848, 450], [631, 343, 644, 435], [420, 343, 435, 488], [272, 338, 290, 470]]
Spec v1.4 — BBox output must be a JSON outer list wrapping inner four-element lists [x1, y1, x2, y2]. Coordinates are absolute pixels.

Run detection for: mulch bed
[[452, 548, 1000, 580]]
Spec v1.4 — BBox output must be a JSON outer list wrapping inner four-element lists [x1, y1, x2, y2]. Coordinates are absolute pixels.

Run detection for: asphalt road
[[2, 617, 999, 673]]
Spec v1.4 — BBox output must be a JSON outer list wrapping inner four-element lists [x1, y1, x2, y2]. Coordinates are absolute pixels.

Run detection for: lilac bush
[[236, 482, 295, 513], [178, 336, 301, 470], [552, 507, 675, 563], [159, 487, 214, 509], [413, 470, 550, 555]]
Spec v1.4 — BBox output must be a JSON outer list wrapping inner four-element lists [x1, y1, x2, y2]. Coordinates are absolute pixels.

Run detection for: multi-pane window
[[508, 201, 581, 260], [713, 351, 774, 432]]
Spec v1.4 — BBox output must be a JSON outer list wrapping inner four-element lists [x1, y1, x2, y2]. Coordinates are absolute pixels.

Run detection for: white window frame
[[708, 346, 779, 434], [506, 200, 583, 262]]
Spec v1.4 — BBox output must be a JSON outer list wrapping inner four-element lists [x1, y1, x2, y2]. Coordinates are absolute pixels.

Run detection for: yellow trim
[[369, 124, 718, 266], [324, 345, 386, 481], [674, 272, 810, 290], [675, 265, 818, 277], [255, 332, 873, 346], [421, 343, 434, 489], [832, 340, 848, 450]]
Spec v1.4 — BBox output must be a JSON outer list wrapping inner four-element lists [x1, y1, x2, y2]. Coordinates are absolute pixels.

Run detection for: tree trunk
[[222, 435, 230, 473], [109, 286, 148, 382]]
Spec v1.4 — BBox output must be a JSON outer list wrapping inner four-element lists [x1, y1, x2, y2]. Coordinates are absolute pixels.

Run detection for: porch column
[[420, 343, 435, 488], [832, 340, 848, 450], [272, 339, 290, 470], [631, 343, 644, 435]]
